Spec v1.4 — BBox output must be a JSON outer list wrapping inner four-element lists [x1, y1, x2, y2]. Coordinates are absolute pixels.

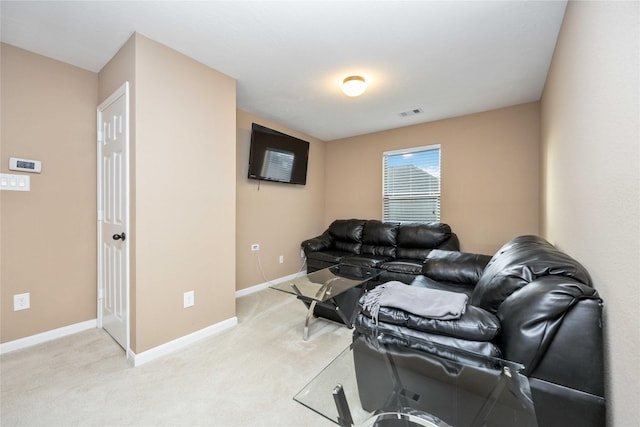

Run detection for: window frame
[[382, 144, 441, 223]]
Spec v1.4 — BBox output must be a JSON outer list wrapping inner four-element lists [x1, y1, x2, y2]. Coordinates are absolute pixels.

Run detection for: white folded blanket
[[361, 281, 468, 323]]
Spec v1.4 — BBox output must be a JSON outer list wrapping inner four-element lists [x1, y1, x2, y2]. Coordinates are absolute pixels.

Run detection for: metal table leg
[[304, 300, 318, 341]]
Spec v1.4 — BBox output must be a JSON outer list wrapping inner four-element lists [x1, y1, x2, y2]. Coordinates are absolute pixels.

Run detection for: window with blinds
[[383, 145, 441, 223]]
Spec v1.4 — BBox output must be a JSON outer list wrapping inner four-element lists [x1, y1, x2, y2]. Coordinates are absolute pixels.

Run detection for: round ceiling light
[[341, 75, 367, 97]]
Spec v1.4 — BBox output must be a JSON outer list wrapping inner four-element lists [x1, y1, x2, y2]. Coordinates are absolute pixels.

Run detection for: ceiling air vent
[[398, 108, 424, 117]]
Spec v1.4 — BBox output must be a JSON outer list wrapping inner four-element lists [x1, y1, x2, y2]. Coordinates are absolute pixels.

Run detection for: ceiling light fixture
[[341, 75, 367, 97]]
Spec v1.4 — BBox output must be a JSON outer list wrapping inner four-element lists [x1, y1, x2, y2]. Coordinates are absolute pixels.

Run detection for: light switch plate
[[0, 173, 30, 191]]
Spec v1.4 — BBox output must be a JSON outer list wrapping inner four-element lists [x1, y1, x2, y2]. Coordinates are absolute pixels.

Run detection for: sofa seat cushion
[[380, 259, 423, 275], [341, 254, 391, 269], [359, 295, 500, 342], [307, 250, 353, 264]]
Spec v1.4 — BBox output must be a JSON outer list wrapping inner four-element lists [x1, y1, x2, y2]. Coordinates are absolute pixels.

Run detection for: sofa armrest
[[497, 276, 603, 385], [301, 231, 332, 255], [422, 249, 492, 285], [437, 232, 460, 251]]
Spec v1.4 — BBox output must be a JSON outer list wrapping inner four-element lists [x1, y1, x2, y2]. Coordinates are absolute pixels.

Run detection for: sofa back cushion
[[328, 219, 366, 254], [395, 222, 454, 260], [361, 220, 399, 257], [470, 235, 593, 313]]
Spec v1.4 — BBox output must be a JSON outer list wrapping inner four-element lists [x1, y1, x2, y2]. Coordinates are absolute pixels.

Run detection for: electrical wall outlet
[[251, 243, 260, 251], [14, 293, 30, 311], [301, 249, 305, 258], [183, 291, 195, 308], [279, 255, 284, 264]]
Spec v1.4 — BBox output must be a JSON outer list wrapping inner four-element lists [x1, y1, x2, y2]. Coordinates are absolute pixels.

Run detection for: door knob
[[112, 232, 126, 241]]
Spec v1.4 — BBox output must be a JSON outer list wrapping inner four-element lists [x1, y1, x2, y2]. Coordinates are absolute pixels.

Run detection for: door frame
[[97, 81, 131, 358]]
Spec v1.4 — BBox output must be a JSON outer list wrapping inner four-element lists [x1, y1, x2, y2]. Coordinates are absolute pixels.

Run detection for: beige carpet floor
[[1, 288, 354, 426]]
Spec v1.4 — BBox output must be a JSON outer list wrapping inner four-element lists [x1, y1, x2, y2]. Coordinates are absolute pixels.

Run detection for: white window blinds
[[383, 145, 441, 222]]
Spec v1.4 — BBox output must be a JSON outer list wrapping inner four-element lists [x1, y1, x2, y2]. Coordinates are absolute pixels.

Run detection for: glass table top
[[270, 265, 383, 303], [294, 330, 538, 427]]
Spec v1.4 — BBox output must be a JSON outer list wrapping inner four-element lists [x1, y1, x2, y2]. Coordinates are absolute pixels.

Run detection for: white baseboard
[[235, 270, 307, 298], [0, 319, 97, 355], [0, 271, 300, 358], [128, 317, 238, 367], [0, 316, 238, 365]]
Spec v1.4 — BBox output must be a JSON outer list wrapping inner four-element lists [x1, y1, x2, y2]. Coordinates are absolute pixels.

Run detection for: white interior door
[[97, 82, 130, 352]]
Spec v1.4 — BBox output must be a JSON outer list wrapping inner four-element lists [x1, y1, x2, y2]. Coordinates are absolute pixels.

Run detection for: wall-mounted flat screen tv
[[248, 123, 309, 185]]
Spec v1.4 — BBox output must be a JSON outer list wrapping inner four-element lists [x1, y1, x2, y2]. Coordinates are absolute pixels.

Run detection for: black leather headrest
[[470, 235, 593, 313]]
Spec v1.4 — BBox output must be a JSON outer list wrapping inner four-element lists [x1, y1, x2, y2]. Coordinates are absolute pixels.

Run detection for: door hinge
[[98, 288, 104, 300]]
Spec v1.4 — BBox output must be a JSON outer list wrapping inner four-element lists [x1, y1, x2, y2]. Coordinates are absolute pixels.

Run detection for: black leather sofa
[[353, 235, 605, 427], [301, 219, 460, 283]]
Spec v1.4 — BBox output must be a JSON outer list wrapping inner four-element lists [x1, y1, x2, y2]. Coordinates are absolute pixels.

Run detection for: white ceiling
[[1, 1, 567, 141]]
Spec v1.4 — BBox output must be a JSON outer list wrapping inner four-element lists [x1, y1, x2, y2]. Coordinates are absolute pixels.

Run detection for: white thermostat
[[9, 157, 41, 173]]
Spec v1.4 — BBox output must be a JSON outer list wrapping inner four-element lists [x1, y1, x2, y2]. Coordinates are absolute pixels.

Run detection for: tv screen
[[248, 123, 309, 185]]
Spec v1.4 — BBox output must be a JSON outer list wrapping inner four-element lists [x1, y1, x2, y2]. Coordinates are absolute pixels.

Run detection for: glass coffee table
[[294, 330, 538, 426], [270, 265, 383, 340]]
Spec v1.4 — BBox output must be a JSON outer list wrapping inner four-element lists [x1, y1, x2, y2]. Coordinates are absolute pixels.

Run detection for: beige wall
[[540, 2, 640, 425], [325, 102, 541, 254], [133, 35, 237, 353], [1, 44, 98, 342], [236, 110, 325, 291], [2, 34, 237, 354]]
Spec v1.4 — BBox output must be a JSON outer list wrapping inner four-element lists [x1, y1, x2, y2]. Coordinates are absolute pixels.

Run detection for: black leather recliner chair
[[353, 235, 605, 427]]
